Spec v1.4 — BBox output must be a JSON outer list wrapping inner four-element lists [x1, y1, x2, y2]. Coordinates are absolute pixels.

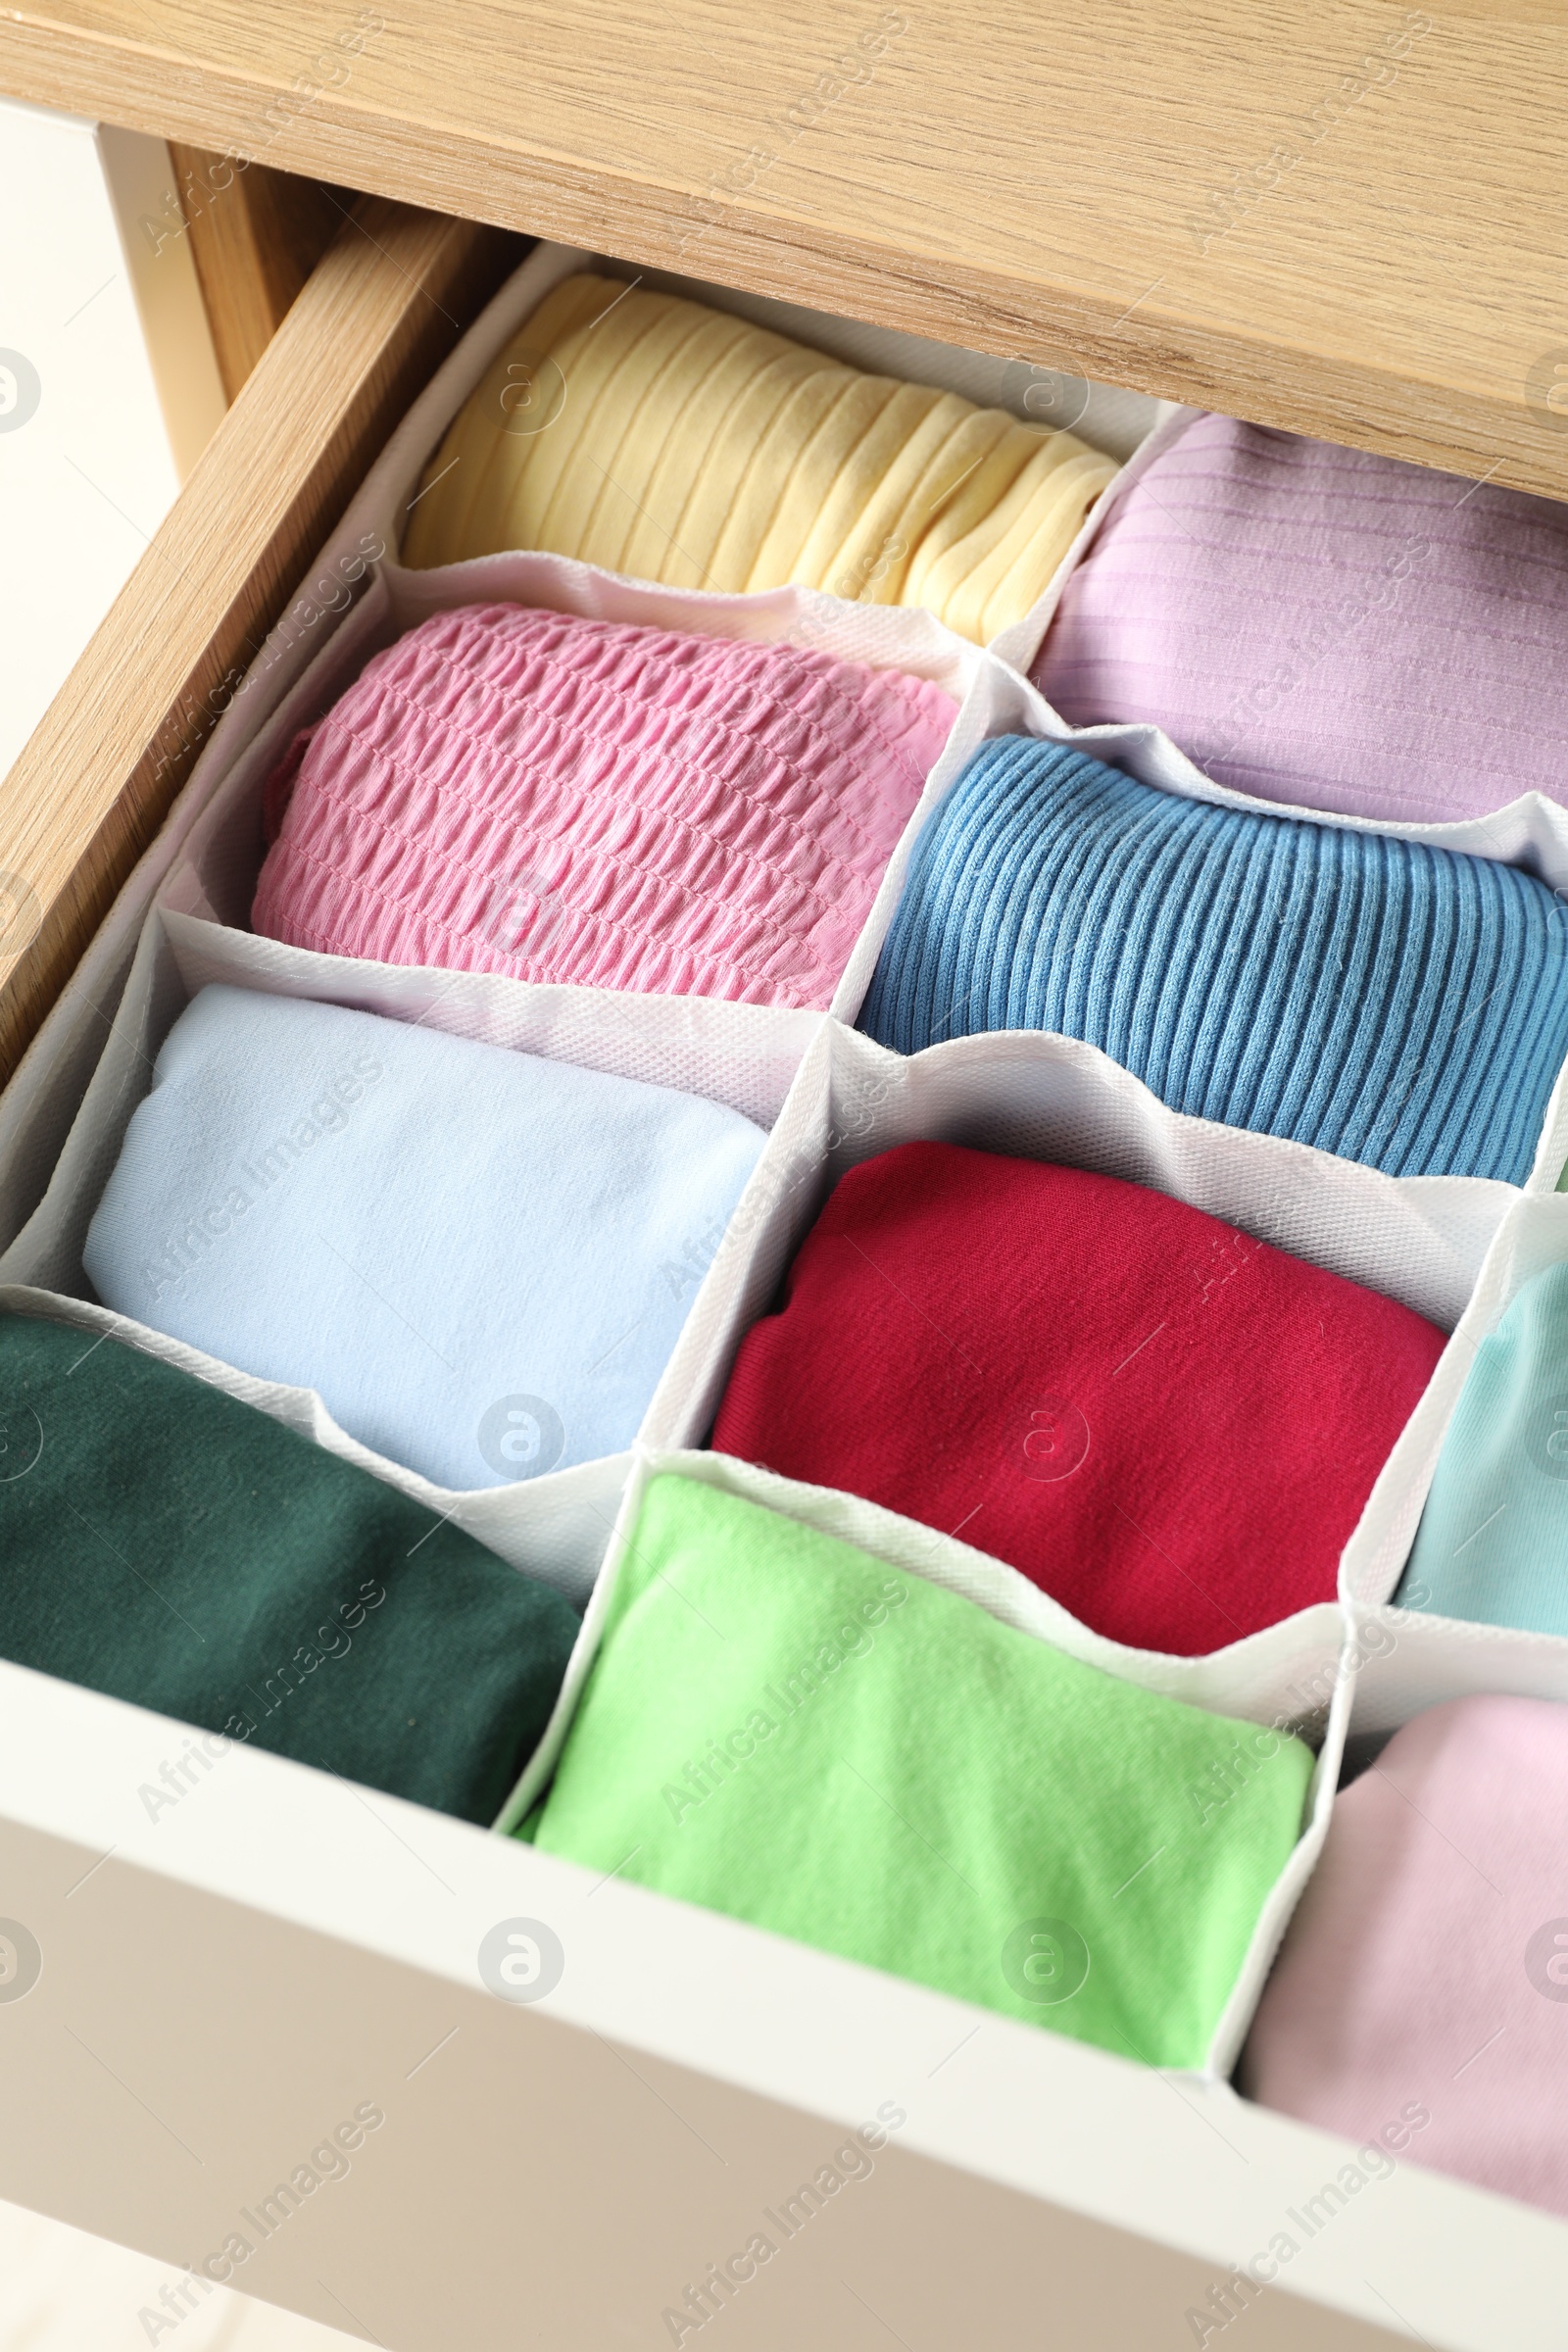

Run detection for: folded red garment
[[711, 1143, 1446, 1654]]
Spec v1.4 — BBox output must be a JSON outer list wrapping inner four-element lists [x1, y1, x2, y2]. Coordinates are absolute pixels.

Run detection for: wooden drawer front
[[3, 5, 1568, 503], [1, 215, 1566, 2352]]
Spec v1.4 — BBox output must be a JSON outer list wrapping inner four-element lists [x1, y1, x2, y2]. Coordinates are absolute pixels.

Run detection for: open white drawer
[[0, 226, 1564, 2352]]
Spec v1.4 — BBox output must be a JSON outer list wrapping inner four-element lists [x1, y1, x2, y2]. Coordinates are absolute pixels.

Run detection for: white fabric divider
[[693, 1015, 1507, 1339], [494, 1444, 1355, 2085], [0, 914, 815, 1584], [1211, 1639, 1353, 2082], [0, 1284, 623, 1607], [829, 655, 1024, 1022], [612, 1449, 1349, 1732], [160, 911, 818, 1129], [1014, 659, 1568, 913], [0, 907, 821, 1302], [988, 404, 1200, 677], [1342, 1600, 1568, 1752], [4, 219, 1565, 2133]]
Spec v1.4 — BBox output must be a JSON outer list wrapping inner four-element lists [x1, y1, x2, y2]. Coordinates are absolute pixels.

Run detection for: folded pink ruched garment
[[253, 605, 956, 1008]]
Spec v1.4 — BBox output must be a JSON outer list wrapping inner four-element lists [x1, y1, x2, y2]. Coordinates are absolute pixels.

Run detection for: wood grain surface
[[0, 196, 518, 1085], [2, 2, 1567, 499], [169, 145, 345, 397]]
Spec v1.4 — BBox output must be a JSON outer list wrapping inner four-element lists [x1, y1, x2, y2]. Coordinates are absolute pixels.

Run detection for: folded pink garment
[[253, 605, 955, 1008], [1241, 1695, 1568, 2219], [1033, 413, 1568, 824]]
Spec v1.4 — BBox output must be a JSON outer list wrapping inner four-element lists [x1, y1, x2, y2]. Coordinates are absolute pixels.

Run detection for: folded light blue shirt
[[1397, 1261, 1568, 1636], [84, 986, 766, 1490]]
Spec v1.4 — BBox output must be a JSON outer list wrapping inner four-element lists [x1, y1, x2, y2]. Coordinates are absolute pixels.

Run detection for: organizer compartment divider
[[0, 1271, 628, 1607], [496, 1443, 1359, 2084], [4, 217, 1568, 2350], [0, 911, 815, 1587], [4, 228, 1558, 2082], [1343, 1596, 1568, 1757]]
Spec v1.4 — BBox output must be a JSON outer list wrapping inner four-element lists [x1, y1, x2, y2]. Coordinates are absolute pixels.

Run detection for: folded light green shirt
[[527, 1474, 1314, 2066]]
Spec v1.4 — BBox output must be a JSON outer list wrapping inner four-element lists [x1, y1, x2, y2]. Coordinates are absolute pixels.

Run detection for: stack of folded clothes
[[1396, 1263, 1568, 1636], [524, 1471, 1316, 2067], [1032, 412, 1568, 823], [859, 735, 1568, 1181], [711, 1143, 1446, 1653], [252, 605, 955, 1007], [0, 1310, 578, 1824], [1243, 1695, 1568, 2220], [81, 985, 766, 1490], [401, 273, 1118, 642]]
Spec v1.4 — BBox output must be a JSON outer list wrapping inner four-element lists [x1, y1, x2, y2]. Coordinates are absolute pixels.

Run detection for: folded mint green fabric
[[1397, 1262, 1568, 1636], [527, 1474, 1314, 2065], [0, 1311, 578, 1823]]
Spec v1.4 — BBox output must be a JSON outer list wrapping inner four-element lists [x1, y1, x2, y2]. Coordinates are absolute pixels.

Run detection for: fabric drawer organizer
[[4, 239, 1568, 2213]]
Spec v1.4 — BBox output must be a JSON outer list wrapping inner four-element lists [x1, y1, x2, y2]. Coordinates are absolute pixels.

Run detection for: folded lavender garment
[[252, 605, 956, 1009], [1032, 413, 1568, 824]]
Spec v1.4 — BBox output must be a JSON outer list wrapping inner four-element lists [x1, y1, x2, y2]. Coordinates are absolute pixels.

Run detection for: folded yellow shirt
[[401, 273, 1119, 643]]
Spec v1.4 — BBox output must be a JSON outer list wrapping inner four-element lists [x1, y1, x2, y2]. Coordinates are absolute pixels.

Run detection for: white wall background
[[0, 96, 220, 781], [0, 2194, 362, 2347]]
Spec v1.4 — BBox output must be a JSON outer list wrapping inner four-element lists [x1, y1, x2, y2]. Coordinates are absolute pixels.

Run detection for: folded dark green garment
[[0, 1312, 578, 1824], [528, 1473, 1315, 2066]]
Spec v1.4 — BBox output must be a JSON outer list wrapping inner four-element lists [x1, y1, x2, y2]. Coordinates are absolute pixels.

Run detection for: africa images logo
[[0, 351, 40, 433], [477, 1918, 565, 2003], [0, 1920, 41, 2003], [1526, 349, 1568, 436], [1525, 1918, 1568, 2001], [1020, 1396, 1090, 1482], [477, 1395, 566, 1480]]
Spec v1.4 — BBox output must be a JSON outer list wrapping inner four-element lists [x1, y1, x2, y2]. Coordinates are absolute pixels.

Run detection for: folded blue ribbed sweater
[[860, 737, 1568, 1181]]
